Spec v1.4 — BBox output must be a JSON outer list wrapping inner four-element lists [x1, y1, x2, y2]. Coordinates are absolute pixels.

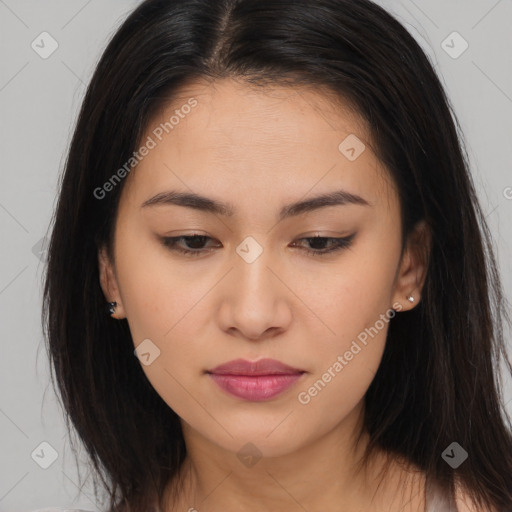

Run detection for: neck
[[161, 404, 426, 511]]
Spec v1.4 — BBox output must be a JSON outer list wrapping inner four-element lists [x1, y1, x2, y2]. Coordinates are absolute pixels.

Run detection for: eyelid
[[160, 232, 356, 257]]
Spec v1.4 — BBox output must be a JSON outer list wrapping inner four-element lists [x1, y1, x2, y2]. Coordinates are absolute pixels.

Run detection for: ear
[[98, 245, 126, 319], [391, 219, 431, 312]]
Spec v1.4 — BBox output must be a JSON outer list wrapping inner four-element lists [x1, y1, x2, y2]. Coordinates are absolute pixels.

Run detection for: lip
[[209, 358, 305, 376], [207, 358, 306, 401]]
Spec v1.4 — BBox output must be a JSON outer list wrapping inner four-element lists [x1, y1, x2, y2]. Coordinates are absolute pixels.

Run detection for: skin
[[98, 78, 434, 511]]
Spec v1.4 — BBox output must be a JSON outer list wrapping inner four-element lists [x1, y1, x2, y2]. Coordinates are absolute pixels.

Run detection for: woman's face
[[99, 78, 428, 459]]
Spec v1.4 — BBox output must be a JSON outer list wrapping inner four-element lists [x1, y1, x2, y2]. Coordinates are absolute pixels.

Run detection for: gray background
[[0, 0, 511, 510]]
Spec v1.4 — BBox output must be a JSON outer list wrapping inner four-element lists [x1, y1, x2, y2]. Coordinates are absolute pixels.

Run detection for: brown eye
[[291, 234, 356, 256], [161, 234, 220, 256]]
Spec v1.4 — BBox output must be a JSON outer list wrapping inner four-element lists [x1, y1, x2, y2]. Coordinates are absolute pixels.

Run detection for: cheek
[[293, 281, 393, 433], [302, 250, 397, 353], [291, 249, 398, 408], [114, 231, 206, 343], [112, 234, 214, 399]]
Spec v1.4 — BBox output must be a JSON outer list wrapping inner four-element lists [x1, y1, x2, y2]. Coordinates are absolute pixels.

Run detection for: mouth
[[206, 358, 306, 401]]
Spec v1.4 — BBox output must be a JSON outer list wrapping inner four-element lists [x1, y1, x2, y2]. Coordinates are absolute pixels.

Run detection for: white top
[[29, 509, 96, 512], [425, 476, 458, 511], [29, 477, 457, 512]]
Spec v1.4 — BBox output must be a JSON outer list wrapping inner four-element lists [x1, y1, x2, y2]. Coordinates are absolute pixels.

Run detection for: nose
[[216, 248, 293, 341]]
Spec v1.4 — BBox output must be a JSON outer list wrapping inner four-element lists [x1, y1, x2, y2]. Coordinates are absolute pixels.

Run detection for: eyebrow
[[141, 188, 371, 221]]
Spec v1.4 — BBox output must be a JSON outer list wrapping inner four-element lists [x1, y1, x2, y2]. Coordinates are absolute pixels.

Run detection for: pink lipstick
[[207, 358, 305, 401]]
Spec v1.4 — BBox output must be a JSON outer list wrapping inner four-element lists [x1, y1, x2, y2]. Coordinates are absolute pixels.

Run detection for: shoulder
[[454, 482, 499, 512], [29, 509, 96, 512]]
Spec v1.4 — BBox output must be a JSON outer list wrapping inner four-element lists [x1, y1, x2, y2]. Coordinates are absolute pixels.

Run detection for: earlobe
[[392, 220, 431, 312], [98, 246, 126, 319]]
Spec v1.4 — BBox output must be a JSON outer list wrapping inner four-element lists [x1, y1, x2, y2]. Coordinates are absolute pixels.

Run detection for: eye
[[161, 234, 220, 256], [160, 233, 356, 257], [291, 234, 356, 256]]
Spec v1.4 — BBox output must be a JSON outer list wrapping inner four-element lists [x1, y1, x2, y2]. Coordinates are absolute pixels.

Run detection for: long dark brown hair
[[42, 0, 512, 510]]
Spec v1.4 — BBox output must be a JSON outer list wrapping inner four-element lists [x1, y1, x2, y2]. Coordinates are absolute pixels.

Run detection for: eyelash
[[161, 233, 355, 257]]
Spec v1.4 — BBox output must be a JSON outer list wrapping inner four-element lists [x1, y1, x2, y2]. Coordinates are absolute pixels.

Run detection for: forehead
[[151, 78, 371, 149], [121, 78, 395, 214]]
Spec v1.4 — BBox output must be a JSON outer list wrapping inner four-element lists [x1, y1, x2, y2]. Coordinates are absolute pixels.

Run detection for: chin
[[212, 427, 307, 460]]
